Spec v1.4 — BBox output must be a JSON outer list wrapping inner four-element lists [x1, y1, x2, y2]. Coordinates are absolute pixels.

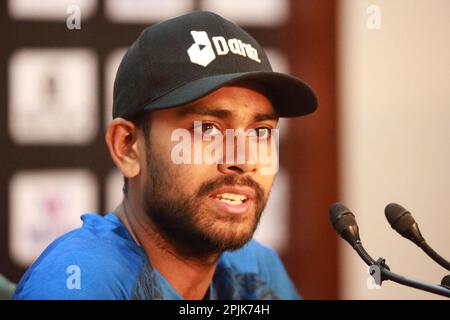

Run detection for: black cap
[[113, 11, 317, 120]]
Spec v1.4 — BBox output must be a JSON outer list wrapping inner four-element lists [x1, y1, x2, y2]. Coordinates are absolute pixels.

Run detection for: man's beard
[[143, 144, 267, 259]]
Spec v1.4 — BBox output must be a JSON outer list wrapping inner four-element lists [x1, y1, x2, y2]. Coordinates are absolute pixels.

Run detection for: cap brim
[[142, 71, 317, 117]]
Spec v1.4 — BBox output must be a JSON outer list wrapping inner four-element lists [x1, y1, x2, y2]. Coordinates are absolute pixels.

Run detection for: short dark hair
[[123, 112, 152, 196]]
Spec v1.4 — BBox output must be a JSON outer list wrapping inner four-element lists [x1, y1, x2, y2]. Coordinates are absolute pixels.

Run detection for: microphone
[[385, 203, 450, 271], [329, 203, 376, 266], [329, 202, 450, 298]]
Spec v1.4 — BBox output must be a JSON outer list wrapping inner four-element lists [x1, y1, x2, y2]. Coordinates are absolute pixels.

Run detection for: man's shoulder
[[14, 213, 145, 300]]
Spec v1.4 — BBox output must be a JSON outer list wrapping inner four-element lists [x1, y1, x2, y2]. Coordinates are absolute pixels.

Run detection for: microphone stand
[[418, 242, 450, 272], [353, 243, 450, 298]]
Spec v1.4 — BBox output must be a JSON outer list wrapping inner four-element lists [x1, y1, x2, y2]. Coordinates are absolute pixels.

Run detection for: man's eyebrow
[[253, 111, 278, 122], [177, 105, 232, 119], [177, 105, 279, 122]]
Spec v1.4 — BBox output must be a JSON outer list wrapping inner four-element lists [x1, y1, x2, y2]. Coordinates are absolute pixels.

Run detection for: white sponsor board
[[9, 169, 98, 267], [106, 0, 194, 23], [8, 0, 97, 20], [202, 0, 289, 26], [9, 48, 98, 144]]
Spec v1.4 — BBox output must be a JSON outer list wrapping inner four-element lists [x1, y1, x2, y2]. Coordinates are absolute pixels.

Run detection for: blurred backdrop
[[0, 0, 448, 299]]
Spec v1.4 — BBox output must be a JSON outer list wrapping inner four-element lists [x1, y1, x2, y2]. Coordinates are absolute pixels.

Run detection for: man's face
[[139, 84, 278, 258]]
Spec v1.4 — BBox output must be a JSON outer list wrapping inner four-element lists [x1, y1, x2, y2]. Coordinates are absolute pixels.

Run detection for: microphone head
[[385, 203, 425, 246], [385, 203, 411, 226], [329, 202, 351, 226], [329, 202, 361, 247]]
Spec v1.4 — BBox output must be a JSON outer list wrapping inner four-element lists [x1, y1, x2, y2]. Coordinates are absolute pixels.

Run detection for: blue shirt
[[13, 213, 300, 300]]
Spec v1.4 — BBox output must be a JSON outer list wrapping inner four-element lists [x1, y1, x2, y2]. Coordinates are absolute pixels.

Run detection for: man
[[14, 11, 317, 300]]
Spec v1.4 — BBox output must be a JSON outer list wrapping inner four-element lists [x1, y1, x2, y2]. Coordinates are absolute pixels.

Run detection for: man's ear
[[105, 118, 141, 179]]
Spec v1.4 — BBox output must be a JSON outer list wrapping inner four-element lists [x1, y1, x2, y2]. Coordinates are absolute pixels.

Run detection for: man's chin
[[196, 218, 259, 253], [201, 235, 253, 253]]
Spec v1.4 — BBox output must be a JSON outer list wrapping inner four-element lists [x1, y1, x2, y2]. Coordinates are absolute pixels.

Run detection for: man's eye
[[255, 127, 271, 139], [200, 123, 221, 136]]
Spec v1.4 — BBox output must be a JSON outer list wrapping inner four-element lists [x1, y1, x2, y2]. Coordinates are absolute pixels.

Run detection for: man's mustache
[[196, 175, 265, 202]]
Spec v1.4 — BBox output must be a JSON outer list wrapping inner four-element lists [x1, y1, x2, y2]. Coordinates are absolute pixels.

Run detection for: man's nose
[[216, 129, 259, 175], [218, 162, 257, 175]]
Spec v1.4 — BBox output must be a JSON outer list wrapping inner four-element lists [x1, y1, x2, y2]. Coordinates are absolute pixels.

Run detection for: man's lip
[[208, 186, 256, 200]]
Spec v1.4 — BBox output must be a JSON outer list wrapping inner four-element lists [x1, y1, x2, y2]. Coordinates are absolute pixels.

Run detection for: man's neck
[[115, 200, 219, 300]]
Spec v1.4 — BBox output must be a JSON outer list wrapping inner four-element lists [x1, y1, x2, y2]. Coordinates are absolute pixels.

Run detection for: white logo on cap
[[187, 31, 261, 67]]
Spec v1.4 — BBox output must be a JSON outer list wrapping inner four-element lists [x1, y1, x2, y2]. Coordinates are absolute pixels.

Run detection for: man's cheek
[[169, 128, 194, 164]]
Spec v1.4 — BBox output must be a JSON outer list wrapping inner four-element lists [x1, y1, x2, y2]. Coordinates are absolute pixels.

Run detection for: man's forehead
[[175, 83, 278, 120]]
